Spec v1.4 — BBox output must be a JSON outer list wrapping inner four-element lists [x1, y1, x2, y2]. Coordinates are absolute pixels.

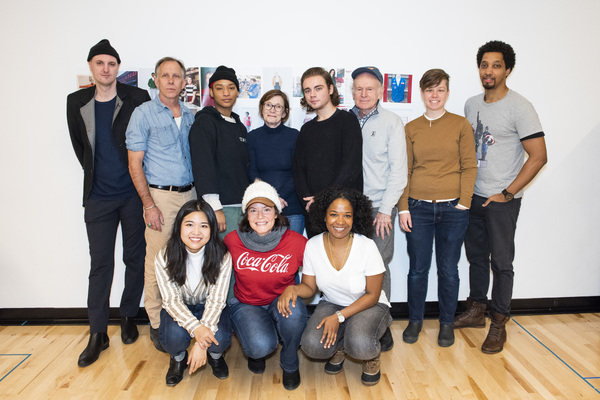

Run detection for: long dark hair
[[309, 187, 373, 237], [164, 200, 227, 286]]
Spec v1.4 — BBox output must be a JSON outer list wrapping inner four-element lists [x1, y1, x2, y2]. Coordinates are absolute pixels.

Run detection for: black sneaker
[[282, 369, 301, 390], [380, 326, 394, 352], [207, 353, 229, 379], [248, 357, 266, 374]]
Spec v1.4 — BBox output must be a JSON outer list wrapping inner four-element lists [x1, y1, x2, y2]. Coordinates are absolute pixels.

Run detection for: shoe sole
[[454, 321, 486, 329], [481, 345, 504, 354], [361, 372, 381, 386], [402, 335, 419, 344], [438, 339, 455, 347], [324, 360, 344, 375]]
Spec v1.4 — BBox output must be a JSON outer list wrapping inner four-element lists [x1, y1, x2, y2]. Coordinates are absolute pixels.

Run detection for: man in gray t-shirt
[[454, 41, 547, 355]]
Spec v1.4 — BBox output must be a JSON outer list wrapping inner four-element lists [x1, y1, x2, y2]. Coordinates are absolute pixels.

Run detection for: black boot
[[166, 351, 188, 386], [380, 326, 394, 351], [150, 327, 166, 353], [207, 352, 229, 379], [121, 317, 139, 344], [78, 333, 109, 367]]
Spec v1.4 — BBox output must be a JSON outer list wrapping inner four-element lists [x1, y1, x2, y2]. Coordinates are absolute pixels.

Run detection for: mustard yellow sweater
[[398, 112, 477, 210]]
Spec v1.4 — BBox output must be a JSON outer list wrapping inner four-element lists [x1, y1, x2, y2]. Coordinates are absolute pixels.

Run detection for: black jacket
[[66, 82, 150, 205]]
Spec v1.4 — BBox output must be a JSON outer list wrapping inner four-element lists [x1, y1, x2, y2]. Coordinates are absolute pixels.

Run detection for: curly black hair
[[476, 40, 516, 71], [309, 187, 373, 237]]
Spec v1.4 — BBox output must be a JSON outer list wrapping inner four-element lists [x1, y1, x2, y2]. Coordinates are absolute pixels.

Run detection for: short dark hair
[[300, 67, 340, 112], [259, 90, 291, 124], [163, 200, 227, 287], [155, 56, 186, 77], [238, 206, 290, 233], [476, 40, 516, 71], [419, 69, 450, 91], [309, 187, 373, 237], [419, 68, 450, 91]]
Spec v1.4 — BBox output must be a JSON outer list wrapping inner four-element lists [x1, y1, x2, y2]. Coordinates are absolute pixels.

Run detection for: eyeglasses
[[264, 103, 284, 111]]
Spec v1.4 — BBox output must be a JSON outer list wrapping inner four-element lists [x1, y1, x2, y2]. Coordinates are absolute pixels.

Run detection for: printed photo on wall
[[233, 107, 261, 133], [200, 67, 216, 108], [292, 76, 303, 98], [138, 68, 158, 100], [262, 67, 293, 99], [238, 74, 262, 99], [77, 74, 95, 89], [184, 67, 200, 110], [117, 71, 138, 87], [328, 68, 347, 104], [383, 73, 412, 104]]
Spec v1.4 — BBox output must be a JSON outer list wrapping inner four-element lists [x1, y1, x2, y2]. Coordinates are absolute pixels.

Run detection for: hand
[[455, 204, 468, 210], [192, 325, 218, 349], [316, 314, 340, 349], [188, 342, 207, 374], [303, 196, 315, 212], [215, 210, 227, 232], [279, 197, 288, 211], [482, 193, 507, 207], [373, 212, 392, 239], [144, 206, 164, 232], [399, 212, 412, 232], [277, 286, 298, 318]]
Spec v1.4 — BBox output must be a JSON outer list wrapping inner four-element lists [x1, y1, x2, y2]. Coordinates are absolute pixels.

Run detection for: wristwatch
[[335, 311, 345, 323], [502, 189, 514, 201]]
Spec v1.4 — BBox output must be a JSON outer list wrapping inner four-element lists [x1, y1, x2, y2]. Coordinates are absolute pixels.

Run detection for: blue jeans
[[405, 198, 469, 325], [159, 304, 232, 358], [229, 296, 307, 373], [300, 300, 391, 361], [285, 214, 305, 236], [464, 194, 521, 316]]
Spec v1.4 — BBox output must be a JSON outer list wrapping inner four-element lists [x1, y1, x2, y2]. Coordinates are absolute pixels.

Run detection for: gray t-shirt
[[464, 90, 543, 198]]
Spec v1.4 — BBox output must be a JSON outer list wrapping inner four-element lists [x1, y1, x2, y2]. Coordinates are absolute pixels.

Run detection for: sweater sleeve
[[247, 130, 260, 182], [199, 252, 232, 334], [379, 116, 407, 215], [293, 131, 311, 203], [397, 123, 413, 211], [331, 112, 363, 191], [155, 249, 202, 336], [457, 118, 477, 209], [189, 113, 219, 197]]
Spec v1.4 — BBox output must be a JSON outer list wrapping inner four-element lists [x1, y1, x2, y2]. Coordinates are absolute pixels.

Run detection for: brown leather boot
[[481, 312, 510, 354], [454, 298, 486, 328]]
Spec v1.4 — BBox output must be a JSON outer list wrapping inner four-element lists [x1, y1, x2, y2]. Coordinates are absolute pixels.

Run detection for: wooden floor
[[1, 313, 599, 399]]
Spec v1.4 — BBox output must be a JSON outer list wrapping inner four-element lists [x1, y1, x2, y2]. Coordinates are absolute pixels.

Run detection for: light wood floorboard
[[0, 313, 598, 399]]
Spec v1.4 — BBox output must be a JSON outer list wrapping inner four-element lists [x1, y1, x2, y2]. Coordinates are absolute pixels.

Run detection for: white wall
[[1, 0, 598, 308]]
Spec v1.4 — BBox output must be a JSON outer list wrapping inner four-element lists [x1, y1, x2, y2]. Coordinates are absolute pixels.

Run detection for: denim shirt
[[126, 95, 194, 186]]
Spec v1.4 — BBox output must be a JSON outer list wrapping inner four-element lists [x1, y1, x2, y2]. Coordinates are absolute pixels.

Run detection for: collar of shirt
[[351, 102, 379, 129]]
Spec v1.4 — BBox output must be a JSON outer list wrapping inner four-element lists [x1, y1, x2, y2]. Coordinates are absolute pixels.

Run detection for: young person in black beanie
[[189, 65, 250, 239]]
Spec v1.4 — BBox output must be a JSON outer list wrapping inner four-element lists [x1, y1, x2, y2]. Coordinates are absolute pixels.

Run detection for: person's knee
[[242, 333, 278, 358], [344, 333, 378, 360]]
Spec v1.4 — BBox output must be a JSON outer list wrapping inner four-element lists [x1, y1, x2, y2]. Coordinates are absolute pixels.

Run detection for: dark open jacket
[[66, 82, 150, 205]]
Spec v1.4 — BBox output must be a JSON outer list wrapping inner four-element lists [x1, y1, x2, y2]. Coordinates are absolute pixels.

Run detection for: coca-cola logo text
[[236, 252, 291, 274]]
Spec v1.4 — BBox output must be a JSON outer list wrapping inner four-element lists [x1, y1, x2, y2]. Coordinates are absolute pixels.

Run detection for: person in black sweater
[[293, 67, 363, 236]]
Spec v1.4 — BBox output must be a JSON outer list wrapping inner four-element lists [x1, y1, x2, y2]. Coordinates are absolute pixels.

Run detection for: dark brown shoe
[[481, 312, 510, 354], [454, 298, 486, 328]]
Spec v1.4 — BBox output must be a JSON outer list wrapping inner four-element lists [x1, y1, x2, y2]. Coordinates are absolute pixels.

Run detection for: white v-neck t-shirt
[[302, 233, 390, 307]]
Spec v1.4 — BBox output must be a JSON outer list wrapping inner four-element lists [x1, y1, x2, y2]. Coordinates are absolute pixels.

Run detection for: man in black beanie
[[189, 65, 249, 238], [67, 39, 150, 367]]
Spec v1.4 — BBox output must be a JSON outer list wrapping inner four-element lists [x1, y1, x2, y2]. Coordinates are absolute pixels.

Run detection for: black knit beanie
[[87, 39, 121, 64], [209, 65, 239, 92]]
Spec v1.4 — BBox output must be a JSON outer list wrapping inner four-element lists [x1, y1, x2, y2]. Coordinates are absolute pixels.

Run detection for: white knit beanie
[[241, 179, 282, 213]]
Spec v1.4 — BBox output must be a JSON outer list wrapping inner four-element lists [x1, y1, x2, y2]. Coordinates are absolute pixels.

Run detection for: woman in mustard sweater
[[398, 69, 477, 347]]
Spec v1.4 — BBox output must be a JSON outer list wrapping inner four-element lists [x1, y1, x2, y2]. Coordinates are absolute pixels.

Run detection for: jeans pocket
[[408, 197, 421, 209]]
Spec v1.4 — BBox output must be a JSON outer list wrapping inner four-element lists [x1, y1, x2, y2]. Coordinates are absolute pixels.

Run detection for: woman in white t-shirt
[[278, 187, 392, 387]]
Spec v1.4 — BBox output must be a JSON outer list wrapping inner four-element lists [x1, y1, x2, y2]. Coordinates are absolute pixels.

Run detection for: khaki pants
[[144, 188, 196, 328]]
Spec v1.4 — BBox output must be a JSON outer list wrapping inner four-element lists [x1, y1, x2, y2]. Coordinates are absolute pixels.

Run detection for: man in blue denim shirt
[[126, 57, 196, 352]]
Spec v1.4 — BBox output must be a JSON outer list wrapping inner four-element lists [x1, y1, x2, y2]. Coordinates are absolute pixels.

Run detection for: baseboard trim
[[1, 296, 598, 325]]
